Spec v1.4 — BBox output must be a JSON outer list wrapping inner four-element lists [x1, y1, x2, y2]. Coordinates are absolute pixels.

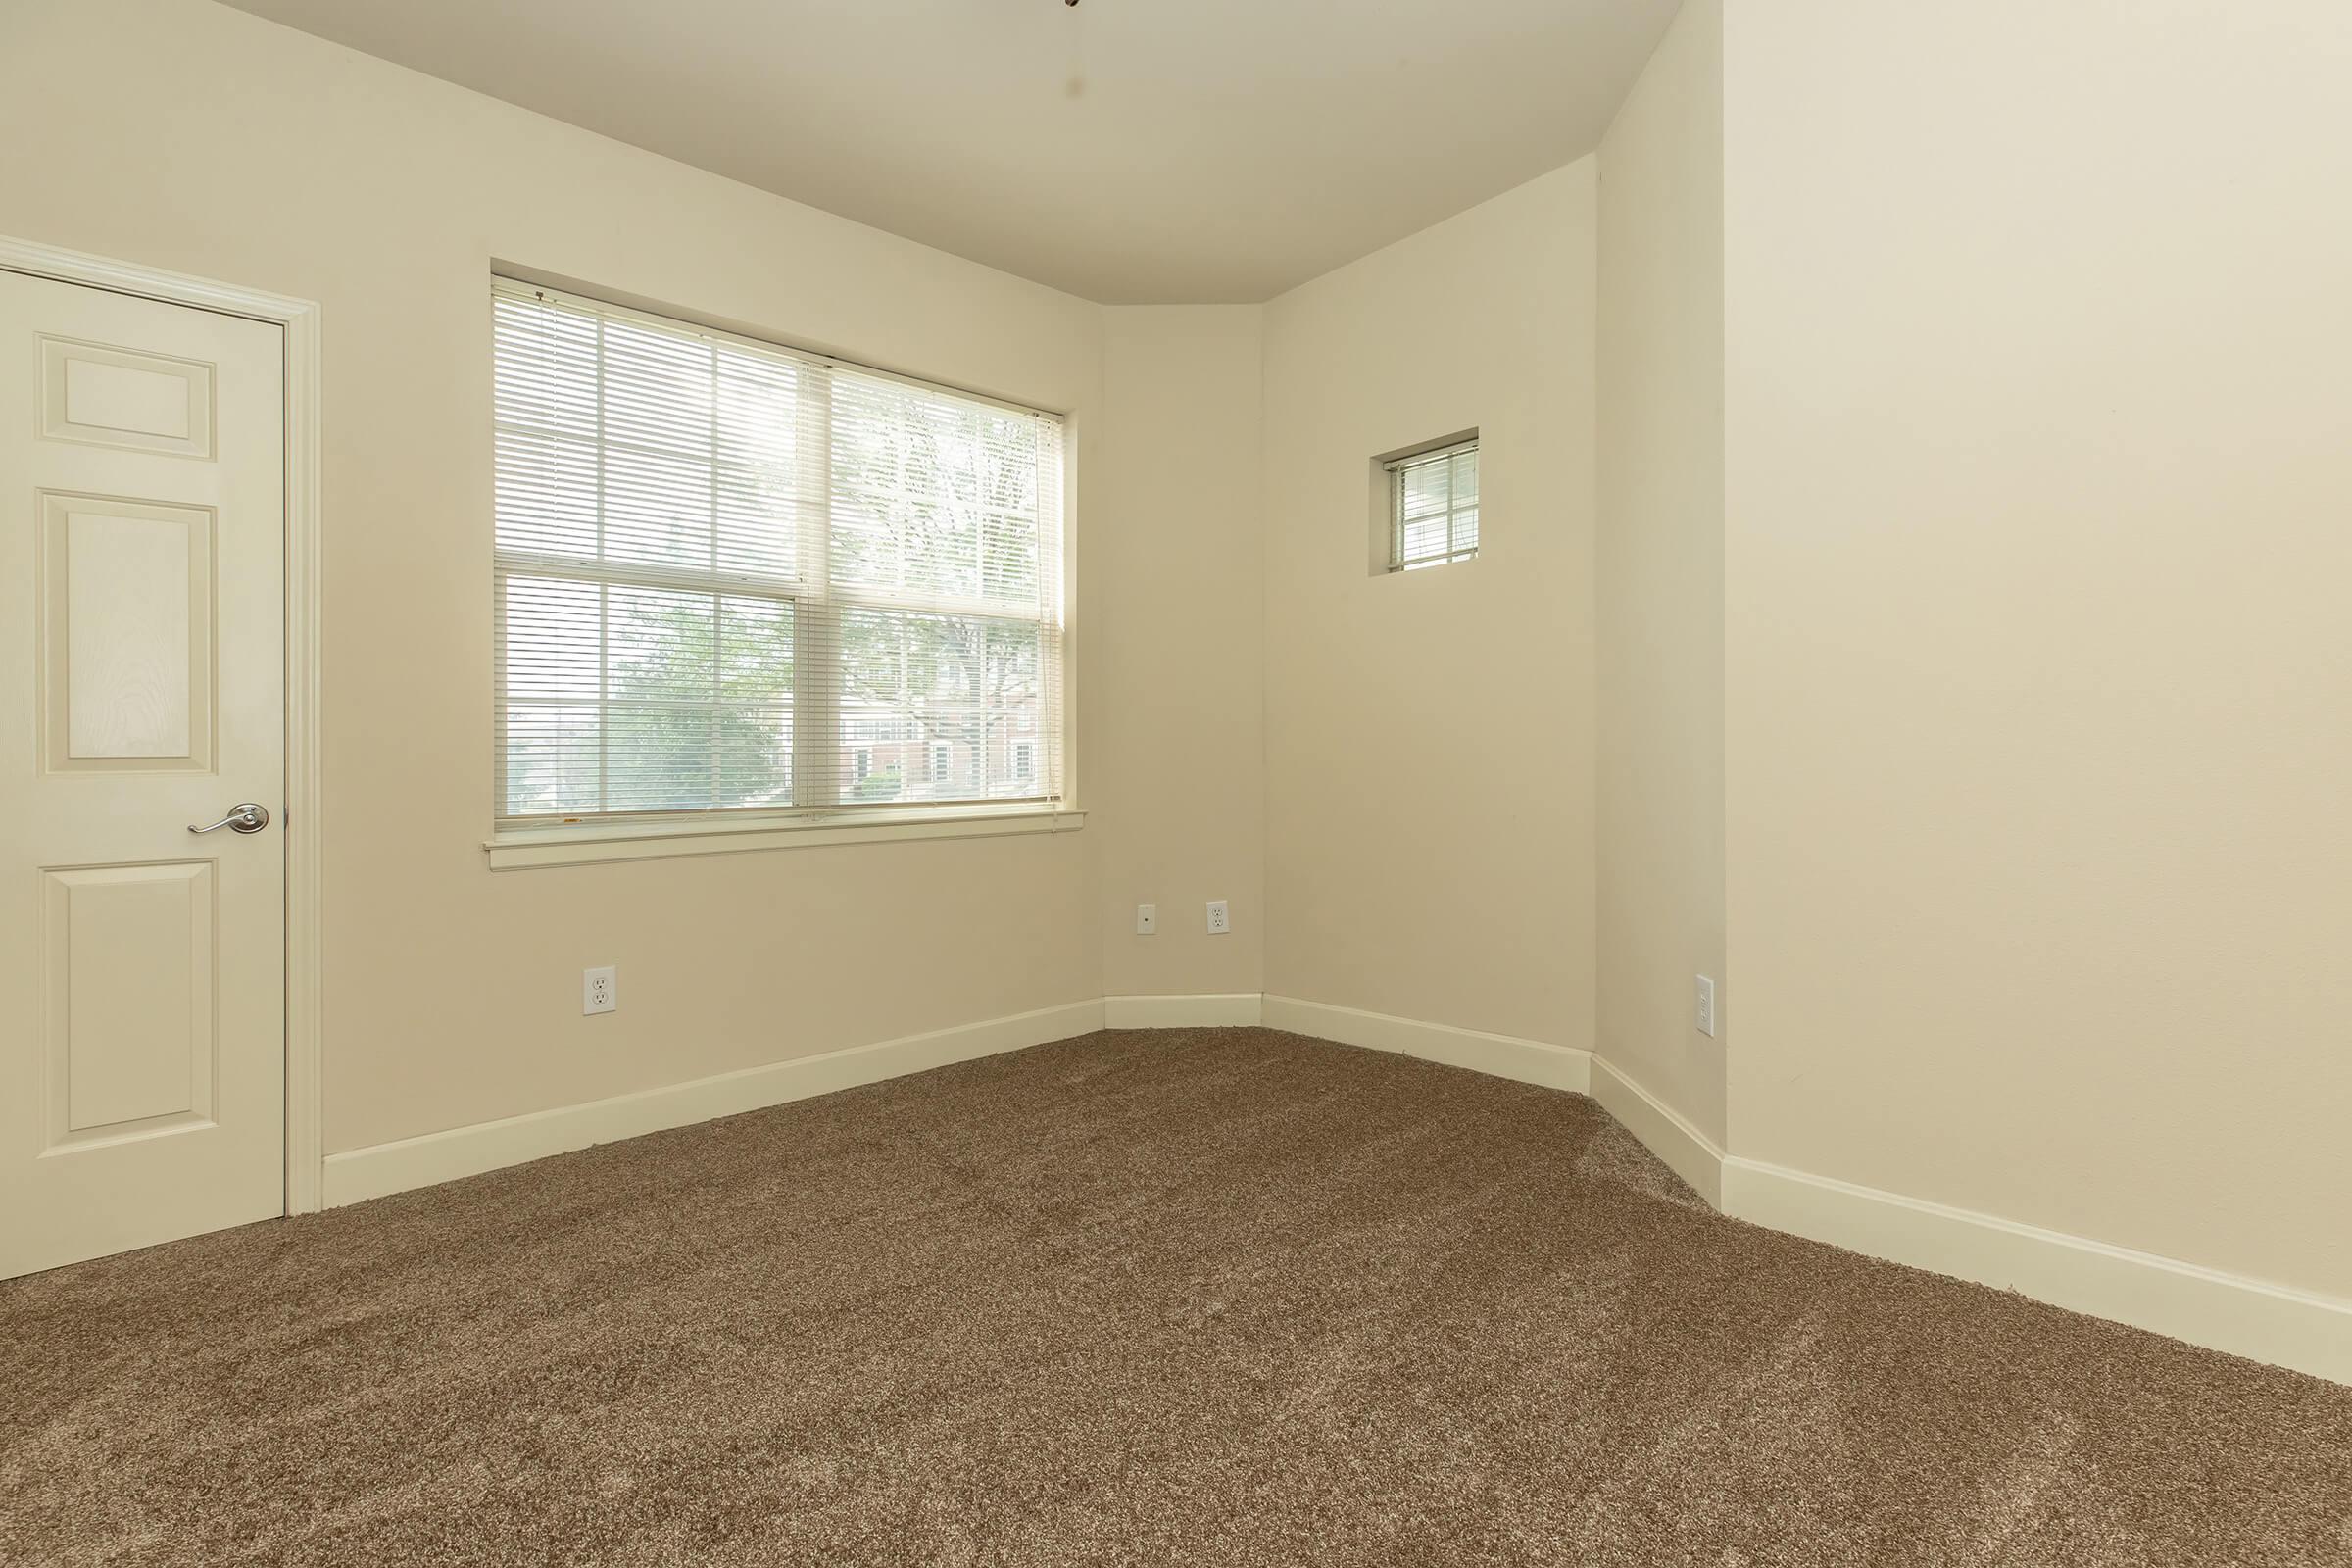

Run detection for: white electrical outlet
[[1135, 903, 1157, 935], [1694, 974, 1716, 1038], [583, 965, 617, 1016], [1206, 900, 1230, 935]]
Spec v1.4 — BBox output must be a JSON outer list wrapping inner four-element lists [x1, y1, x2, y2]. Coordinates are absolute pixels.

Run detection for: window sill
[[483, 807, 1086, 871]]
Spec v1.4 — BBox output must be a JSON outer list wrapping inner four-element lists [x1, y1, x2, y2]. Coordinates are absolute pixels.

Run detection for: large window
[[492, 281, 1066, 829]]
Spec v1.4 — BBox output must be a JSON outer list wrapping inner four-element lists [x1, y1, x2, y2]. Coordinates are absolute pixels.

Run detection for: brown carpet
[[3, 1027, 2347, 1567]]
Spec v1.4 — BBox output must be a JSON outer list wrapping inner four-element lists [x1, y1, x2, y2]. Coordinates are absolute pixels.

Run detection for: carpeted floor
[[3, 1028, 2347, 1567]]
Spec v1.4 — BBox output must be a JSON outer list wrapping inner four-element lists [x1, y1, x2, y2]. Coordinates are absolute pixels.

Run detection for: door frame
[[2, 234, 325, 1214]]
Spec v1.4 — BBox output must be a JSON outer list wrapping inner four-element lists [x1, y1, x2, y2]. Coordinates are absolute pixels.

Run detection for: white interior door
[[0, 270, 285, 1277]]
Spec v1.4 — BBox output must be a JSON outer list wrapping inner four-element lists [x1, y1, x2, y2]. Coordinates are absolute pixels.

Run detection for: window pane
[[1399, 458, 1453, 520], [502, 702, 600, 817], [496, 293, 803, 585], [715, 345, 801, 470], [829, 369, 1049, 612], [601, 317, 711, 457], [604, 445, 715, 571], [495, 428, 599, 559], [493, 293, 596, 437], [835, 607, 1049, 804], [1400, 513, 1451, 564], [502, 575, 600, 702], [715, 346, 804, 580], [499, 572, 793, 816]]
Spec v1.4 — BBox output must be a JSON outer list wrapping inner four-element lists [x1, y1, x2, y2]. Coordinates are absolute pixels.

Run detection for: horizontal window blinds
[[1387, 439, 1479, 571], [493, 280, 1065, 825]]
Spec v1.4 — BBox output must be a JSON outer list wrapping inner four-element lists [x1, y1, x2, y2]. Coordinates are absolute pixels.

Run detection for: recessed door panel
[[40, 335, 217, 458], [41, 493, 215, 769], [43, 862, 216, 1148]]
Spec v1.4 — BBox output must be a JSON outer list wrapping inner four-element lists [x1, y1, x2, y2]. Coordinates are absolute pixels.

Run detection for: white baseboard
[[1103, 993, 1264, 1028], [1588, 1055, 1726, 1208], [318, 987, 2349, 1388], [1260, 995, 1591, 1093], [321, 999, 1106, 1208], [1258, 1001, 2348, 1386], [1720, 1156, 2352, 1387]]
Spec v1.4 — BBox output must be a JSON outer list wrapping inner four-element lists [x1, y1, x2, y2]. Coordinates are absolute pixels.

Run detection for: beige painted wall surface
[[1595, 0, 1726, 1145], [1261, 163, 1598, 1050], [1724, 1, 2352, 1298], [0, 0, 1110, 1154], [1094, 309, 1267, 998]]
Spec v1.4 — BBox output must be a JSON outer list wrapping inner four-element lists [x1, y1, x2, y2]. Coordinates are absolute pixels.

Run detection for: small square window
[[1381, 437, 1479, 572]]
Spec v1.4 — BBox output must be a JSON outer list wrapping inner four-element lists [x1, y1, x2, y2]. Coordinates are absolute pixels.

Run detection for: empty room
[[2, 0, 2348, 1562]]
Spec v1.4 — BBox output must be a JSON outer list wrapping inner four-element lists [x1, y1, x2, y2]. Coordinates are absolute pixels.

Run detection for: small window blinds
[[492, 280, 1066, 826], [1386, 439, 1480, 571]]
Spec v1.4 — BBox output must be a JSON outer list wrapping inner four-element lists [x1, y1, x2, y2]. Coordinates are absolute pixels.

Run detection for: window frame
[[1380, 435, 1481, 573], [484, 278, 1084, 869]]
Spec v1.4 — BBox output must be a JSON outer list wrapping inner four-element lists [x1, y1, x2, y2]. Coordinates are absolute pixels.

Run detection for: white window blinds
[[492, 280, 1066, 826], [1386, 439, 1479, 571]]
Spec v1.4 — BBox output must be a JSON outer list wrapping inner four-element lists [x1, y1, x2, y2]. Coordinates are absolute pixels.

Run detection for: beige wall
[[1723, 0, 2352, 1298], [1094, 308, 1266, 997], [0, 0, 1133, 1153], [1595, 0, 1726, 1144], [1261, 163, 1599, 1050]]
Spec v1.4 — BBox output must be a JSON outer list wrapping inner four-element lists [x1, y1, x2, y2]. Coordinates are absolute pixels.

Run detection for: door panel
[[41, 335, 217, 458], [43, 493, 215, 770], [1, 270, 283, 1278], [44, 861, 216, 1143]]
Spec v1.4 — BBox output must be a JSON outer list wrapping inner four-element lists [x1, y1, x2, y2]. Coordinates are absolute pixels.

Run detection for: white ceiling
[[219, 0, 1679, 303]]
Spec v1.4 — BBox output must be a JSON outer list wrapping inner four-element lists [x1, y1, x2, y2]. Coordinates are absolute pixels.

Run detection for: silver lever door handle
[[189, 802, 270, 835]]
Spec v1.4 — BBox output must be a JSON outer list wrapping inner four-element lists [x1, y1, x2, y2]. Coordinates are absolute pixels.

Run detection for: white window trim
[[485, 804, 1086, 871]]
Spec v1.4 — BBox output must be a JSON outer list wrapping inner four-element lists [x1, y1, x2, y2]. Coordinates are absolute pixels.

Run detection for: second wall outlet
[[1135, 903, 1157, 935], [1206, 900, 1230, 935], [584, 965, 617, 1015], [1693, 974, 1716, 1038]]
